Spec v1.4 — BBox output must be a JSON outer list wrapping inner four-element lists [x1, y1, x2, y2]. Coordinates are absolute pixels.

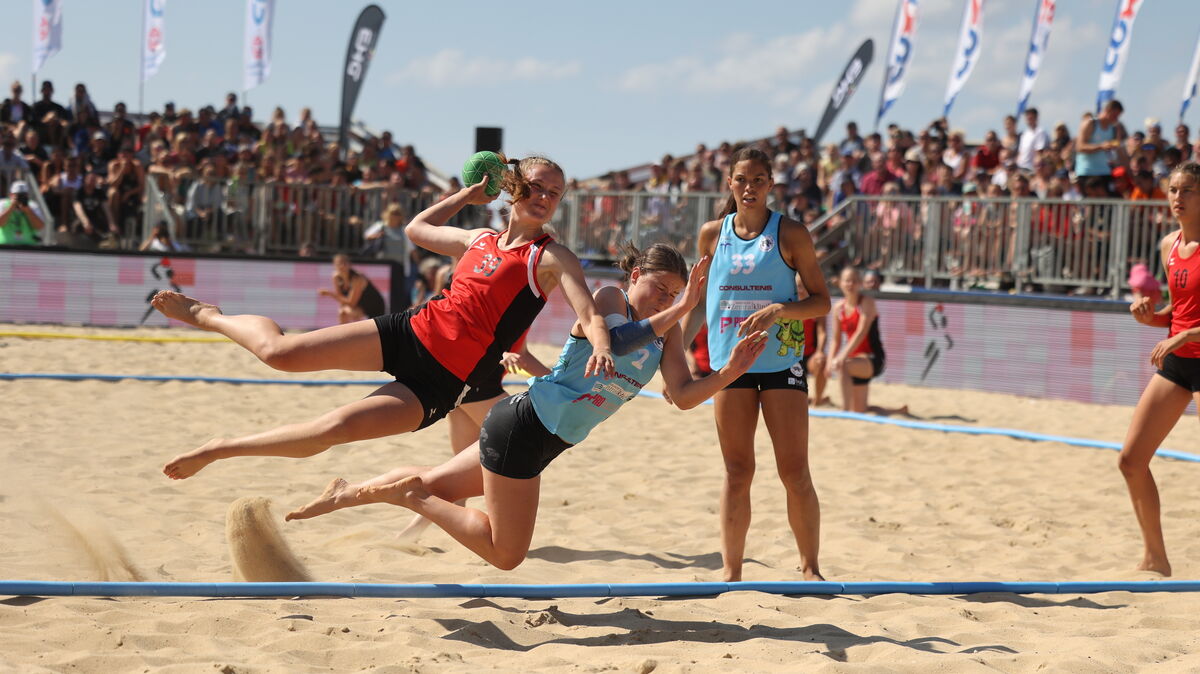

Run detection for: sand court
[[3, 324, 1200, 671]]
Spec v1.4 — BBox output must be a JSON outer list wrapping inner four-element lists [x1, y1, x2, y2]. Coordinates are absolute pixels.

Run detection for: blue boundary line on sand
[[5, 372, 1198, 463], [3, 580, 1200, 598]]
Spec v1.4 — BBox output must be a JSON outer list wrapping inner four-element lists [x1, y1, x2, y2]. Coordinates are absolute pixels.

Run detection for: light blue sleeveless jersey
[[526, 293, 664, 444], [706, 211, 804, 372]]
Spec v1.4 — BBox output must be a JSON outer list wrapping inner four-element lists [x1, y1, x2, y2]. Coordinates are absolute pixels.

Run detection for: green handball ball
[[462, 151, 505, 197]]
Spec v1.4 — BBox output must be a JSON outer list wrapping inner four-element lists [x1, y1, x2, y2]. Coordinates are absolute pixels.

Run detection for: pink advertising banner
[[0, 250, 393, 330]]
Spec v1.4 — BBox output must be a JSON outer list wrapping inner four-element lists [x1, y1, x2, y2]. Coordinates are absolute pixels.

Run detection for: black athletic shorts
[[725, 362, 809, 393], [478, 391, 573, 479], [373, 310, 470, 430], [460, 365, 508, 405], [1157, 353, 1200, 392], [851, 352, 886, 386]]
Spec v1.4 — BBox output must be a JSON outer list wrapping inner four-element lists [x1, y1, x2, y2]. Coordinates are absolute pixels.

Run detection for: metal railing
[[134, 183, 1175, 297], [809, 195, 1172, 297]]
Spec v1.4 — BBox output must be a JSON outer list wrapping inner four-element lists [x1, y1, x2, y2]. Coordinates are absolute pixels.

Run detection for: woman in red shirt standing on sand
[[1122, 161, 1200, 577]]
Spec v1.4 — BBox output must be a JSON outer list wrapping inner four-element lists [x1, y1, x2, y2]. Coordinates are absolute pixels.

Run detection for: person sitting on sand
[[827, 266, 908, 416]]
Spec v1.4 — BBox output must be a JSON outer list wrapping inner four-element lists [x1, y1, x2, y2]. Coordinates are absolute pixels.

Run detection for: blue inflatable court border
[[3, 580, 1200, 598], [5, 372, 1198, 463]]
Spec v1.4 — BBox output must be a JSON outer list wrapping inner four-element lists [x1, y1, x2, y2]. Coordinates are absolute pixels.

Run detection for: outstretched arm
[[659, 325, 768, 409]]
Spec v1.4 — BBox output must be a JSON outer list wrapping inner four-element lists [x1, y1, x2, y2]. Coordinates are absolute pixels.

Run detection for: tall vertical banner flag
[[1016, 0, 1055, 117], [1181, 29, 1200, 122], [943, 0, 985, 118], [1096, 0, 1145, 113], [142, 0, 167, 82], [339, 5, 386, 155], [877, 0, 919, 128], [243, 0, 276, 91], [813, 40, 874, 145], [32, 0, 64, 74]]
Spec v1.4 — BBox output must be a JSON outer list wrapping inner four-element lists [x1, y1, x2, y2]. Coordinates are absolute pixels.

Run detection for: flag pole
[[138, 0, 145, 114]]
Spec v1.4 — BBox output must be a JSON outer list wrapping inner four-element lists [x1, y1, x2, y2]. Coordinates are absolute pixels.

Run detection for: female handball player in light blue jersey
[[287, 243, 768, 570], [684, 147, 831, 582]]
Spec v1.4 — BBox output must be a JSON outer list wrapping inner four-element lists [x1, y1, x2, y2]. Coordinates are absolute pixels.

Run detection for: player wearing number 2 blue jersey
[[683, 147, 832, 583], [288, 243, 769, 571]]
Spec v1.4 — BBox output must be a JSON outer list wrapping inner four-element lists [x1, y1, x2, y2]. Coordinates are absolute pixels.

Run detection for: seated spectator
[[105, 102, 136, 151], [83, 131, 112, 177], [184, 161, 224, 238], [942, 130, 971, 182], [217, 92, 240, 122], [1129, 170, 1165, 201], [71, 172, 112, 243], [1, 81, 31, 127], [44, 154, 83, 224], [860, 152, 898, 196], [31, 81, 68, 137], [37, 146, 65, 196], [66, 83, 97, 124], [107, 143, 143, 232], [0, 181, 44, 245], [0, 133, 30, 180], [972, 130, 1001, 173], [360, 201, 407, 260], [17, 128, 47, 176], [1173, 123, 1191, 161]]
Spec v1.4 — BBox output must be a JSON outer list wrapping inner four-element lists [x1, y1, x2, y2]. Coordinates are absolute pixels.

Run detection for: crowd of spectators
[[590, 100, 1192, 291], [0, 79, 433, 253]]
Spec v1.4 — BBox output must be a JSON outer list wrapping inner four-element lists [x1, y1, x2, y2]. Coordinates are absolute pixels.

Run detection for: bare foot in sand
[[151, 291, 222, 329], [286, 478, 365, 521], [162, 439, 225, 480], [356, 476, 429, 509], [1137, 556, 1172, 577], [803, 569, 827, 582]]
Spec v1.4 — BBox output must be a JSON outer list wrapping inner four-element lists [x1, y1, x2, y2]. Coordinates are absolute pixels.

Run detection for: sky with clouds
[[4, 0, 1199, 179]]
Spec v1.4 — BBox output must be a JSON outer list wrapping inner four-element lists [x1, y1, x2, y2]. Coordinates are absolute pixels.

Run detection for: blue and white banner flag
[[943, 0, 985, 118], [32, 0, 63, 74], [1016, 0, 1055, 117], [142, 0, 166, 82], [243, 0, 275, 91], [1182, 29, 1200, 122], [877, 0, 919, 127], [1096, 0, 1145, 112]]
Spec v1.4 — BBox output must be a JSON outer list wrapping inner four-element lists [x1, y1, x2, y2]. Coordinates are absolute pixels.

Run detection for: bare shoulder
[[779, 215, 814, 247], [697, 218, 723, 255], [594, 284, 627, 314], [541, 240, 582, 270]]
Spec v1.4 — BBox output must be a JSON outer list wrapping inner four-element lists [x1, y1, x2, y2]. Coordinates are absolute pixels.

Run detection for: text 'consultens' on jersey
[[706, 211, 804, 372], [410, 230, 553, 384]]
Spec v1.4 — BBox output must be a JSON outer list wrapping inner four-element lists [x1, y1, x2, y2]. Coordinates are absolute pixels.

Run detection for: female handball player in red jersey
[[154, 157, 615, 480], [1121, 161, 1200, 576]]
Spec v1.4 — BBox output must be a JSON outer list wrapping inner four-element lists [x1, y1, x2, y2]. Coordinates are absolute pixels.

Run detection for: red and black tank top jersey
[[410, 230, 553, 383], [802, 318, 817, 358], [1167, 234, 1200, 358]]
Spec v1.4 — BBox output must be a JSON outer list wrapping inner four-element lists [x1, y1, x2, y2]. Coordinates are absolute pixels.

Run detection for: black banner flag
[[811, 39, 873, 146], [339, 4, 386, 156]]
